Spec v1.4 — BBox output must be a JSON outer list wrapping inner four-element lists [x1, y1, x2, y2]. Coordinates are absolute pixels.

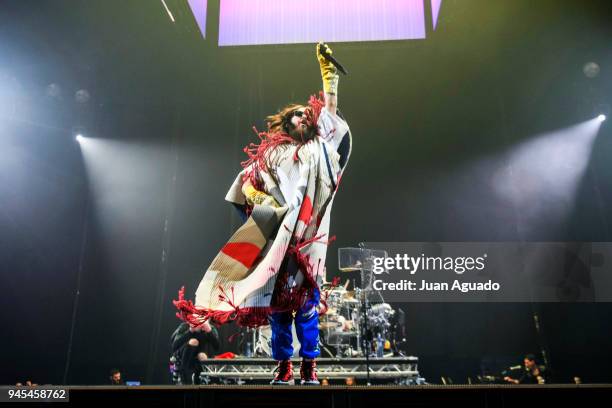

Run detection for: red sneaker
[[270, 360, 293, 385], [300, 359, 320, 385]]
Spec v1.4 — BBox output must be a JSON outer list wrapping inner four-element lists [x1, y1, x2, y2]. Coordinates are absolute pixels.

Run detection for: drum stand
[[338, 244, 389, 386], [359, 283, 373, 385]]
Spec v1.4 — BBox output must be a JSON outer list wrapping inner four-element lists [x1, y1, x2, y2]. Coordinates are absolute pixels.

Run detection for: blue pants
[[269, 293, 320, 360]]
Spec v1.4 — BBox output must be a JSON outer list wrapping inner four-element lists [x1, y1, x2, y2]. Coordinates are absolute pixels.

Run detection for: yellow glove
[[317, 42, 338, 95], [244, 184, 280, 208]]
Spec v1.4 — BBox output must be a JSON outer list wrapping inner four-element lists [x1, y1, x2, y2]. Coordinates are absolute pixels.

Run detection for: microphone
[[501, 365, 523, 375], [319, 43, 349, 75]]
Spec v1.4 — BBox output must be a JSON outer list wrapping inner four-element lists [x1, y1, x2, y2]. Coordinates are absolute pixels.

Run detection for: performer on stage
[[174, 42, 352, 385]]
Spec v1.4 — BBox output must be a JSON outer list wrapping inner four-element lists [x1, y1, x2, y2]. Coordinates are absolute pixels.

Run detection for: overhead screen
[[187, 0, 442, 46]]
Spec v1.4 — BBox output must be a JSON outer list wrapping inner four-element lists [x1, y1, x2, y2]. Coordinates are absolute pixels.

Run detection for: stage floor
[[22, 384, 612, 407]]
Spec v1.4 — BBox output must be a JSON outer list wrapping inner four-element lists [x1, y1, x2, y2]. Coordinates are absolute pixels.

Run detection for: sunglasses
[[288, 110, 306, 119]]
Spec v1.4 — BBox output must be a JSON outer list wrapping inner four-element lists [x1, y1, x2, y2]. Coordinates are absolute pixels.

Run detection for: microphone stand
[[358, 243, 372, 385]]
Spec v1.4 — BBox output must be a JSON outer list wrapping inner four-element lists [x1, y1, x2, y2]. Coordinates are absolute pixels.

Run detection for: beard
[[288, 121, 318, 144]]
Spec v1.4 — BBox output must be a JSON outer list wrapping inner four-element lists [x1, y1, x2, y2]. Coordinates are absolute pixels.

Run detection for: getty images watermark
[[371, 252, 501, 293], [342, 242, 612, 302]]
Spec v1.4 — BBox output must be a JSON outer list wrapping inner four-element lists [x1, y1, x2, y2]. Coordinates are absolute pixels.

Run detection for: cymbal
[[338, 267, 361, 272], [321, 284, 347, 291], [319, 322, 341, 329]]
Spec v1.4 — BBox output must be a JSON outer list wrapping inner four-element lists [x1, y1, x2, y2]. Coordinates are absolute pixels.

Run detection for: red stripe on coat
[[298, 195, 313, 224], [221, 242, 261, 268]]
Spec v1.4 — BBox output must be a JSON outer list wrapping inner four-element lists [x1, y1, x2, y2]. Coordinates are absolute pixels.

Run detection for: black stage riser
[[36, 385, 612, 408]]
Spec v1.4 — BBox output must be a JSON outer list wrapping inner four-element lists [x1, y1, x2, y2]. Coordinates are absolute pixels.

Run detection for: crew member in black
[[504, 354, 549, 384], [170, 321, 220, 384]]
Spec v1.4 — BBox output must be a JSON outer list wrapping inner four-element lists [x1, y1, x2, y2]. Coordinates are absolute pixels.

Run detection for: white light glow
[[160, 0, 175, 22]]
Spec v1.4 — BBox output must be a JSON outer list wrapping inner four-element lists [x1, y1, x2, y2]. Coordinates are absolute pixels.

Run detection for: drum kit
[[244, 283, 403, 359], [246, 246, 406, 360], [245, 281, 404, 359], [318, 281, 404, 358]]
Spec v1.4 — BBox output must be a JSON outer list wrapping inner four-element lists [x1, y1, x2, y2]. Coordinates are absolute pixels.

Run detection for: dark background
[[1, 0, 611, 385]]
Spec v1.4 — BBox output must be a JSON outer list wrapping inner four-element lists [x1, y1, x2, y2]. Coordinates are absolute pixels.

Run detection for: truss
[[199, 357, 422, 385]]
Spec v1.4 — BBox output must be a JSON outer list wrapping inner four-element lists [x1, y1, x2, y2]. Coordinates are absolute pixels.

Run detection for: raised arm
[[316, 42, 339, 116]]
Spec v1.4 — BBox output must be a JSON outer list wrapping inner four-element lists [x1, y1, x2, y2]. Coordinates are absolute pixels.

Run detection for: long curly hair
[[242, 93, 326, 189], [265, 104, 307, 135]]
